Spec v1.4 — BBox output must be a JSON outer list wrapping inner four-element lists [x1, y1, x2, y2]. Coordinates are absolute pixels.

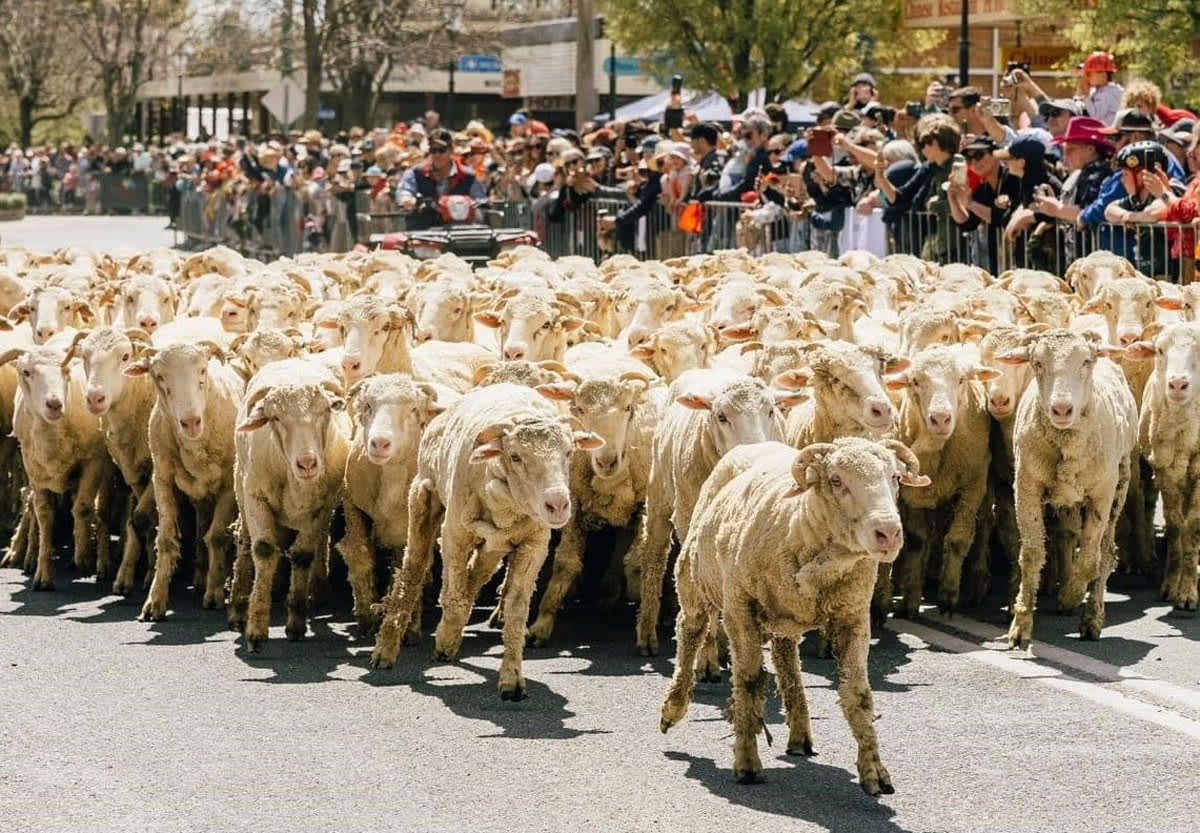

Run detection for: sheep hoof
[[637, 638, 659, 657], [697, 666, 722, 684], [734, 768, 765, 785], [139, 599, 166, 622], [285, 625, 306, 642], [1178, 600, 1197, 613], [32, 577, 54, 592], [1079, 622, 1101, 641], [245, 635, 267, 653], [785, 740, 815, 757], [432, 648, 456, 663], [486, 607, 504, 629], [401, 627, 421, 647], [368, 649, 396, 670], [499, 680, 526, 701], [937, 602, 956, 617], [227, 614, 246, 633], [202, 591, 223, 610], [111, 576, 134, 596]]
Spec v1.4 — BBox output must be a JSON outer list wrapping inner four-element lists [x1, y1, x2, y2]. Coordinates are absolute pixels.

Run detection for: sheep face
[[250, 288, 306, 331], [10, 347, 71, 423], [1129, 323, 1200, 406], [470, 418, 602, 528], [540, 376, 647, 478], [898, 307, 959, 355], [11, 286, 91, 344], [706, 280, 781, 335], [979, 328, 1034, 420], [1065, 252, 1135, 301], [619, 283, 686, 346], [238, 383, 344, 481], [779, 344, 900, 433], [1082, 278, 1157, 347], [407, 282, 470, 343], [474, 293, 581, 362], [677, 378, 783, 455], [629, 322, 713, 382], [130, 343, 222, 441], [790, 438, 928, 562], [182, 274, 231, 318], [337, 299, 414, 384], [888, 347, 998, 437], [233, 329, 302, 377], [997, 331, 1123, 430], [120, 275, 175, 334], [78, 329, 140, 416], [351, 376, 438, 465]]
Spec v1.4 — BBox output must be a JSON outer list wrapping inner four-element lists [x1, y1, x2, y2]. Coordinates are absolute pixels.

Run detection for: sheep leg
[[1159, 483, 1185, 604], [243, 494, 282, 652], [113, 491, 142, 595], [285, 523, 327, 642], [937, 475, 987, 615], [994, 483, 1021, 606], [659, 605, 711, 732], [337, 501, 379, 634], [634, 489, 675, 656], [141, 472, 181, 621], [202, 490, 236, 610], [622, 513, 643, 603], [227, 518, 252, 631], [91, 470, 114, 580], [70, 460, 106, 576], [20, 493, 38, 575], [1007, 473, 1047, 650], [870, 562, 893, 629], [1080, 465, 1129, 639], [597, 524, 634, 608], [131, 483, 157, 588], [1061, 492, 1113, 615], [30, 488, 57, 591], [961, 487, 994, 609], [831, 615, 893, 797], [496, 530, 551, 701], [3, 490, 32, 570], [895, 506, 928, 619], [771, 635, 815, 757], [307, 536, 331, 611], [1138, 459, 1158, 576], [1171, 519, 1200, 611], [191, 497, 213, 593], [694, 617, 725, 682], [372, 478, 441, 669], [724, 595, 767, 784], [432, 527, 487, 663], [527, 515, 585, 647]]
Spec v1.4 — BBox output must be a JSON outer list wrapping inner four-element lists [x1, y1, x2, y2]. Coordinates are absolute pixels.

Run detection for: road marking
[[887, 617, 1200, 742], [918, 610, 1200, 714]]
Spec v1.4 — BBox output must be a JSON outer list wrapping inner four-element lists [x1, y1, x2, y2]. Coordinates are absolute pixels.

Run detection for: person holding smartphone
[[694, 115, 771, 202]]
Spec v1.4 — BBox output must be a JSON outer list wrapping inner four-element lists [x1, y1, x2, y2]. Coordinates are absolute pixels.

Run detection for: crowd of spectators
[[3, 52, 1198, 277]]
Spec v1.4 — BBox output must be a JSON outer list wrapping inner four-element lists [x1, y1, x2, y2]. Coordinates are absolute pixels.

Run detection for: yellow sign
[[904, 0, 1014, 28]]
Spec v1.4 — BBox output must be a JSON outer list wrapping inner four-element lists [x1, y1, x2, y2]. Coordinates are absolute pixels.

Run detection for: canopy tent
[[596, 90, 820, 126]]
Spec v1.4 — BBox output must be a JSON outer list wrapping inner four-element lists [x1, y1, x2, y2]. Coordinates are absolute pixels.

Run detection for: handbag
[[678, 200, 703, 234]]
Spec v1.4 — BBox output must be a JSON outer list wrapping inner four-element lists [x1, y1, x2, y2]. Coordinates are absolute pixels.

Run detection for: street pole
[[958, 0, 969, 87], [608, 42, 617, 122], [447, 54, 456, 128]]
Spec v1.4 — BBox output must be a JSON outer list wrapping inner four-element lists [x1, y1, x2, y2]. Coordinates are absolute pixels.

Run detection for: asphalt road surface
[[1, 218, 1199, 833]]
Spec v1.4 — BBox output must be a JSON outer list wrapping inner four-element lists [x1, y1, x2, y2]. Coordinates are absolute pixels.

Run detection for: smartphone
[[905, 102, 923, 119], [808, 127, 834, 158], [671, 74, 683, 94], [951, 159, 967, 188], [663, 107, 684, 131]]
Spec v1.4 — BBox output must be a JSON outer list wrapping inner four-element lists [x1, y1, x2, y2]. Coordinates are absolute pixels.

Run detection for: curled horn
[[882, 439, 921, 477], [60, 329, 89, 367], [537, 360, 570, 375], [198, 340, 227, 362], [287, 272, 313, 295], [619, 370, 653, 389], [242, 384, 272, 415], [787, 443, 836, 496], [124, 327, 153, 344]]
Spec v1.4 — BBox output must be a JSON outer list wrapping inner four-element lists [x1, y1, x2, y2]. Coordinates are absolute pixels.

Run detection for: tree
[[1017, 0, 1200, 102], [605, 0, 938, 104], [0, 0, 93, 146], [71, 0, 189, 146], [190, 5, 274, 76]]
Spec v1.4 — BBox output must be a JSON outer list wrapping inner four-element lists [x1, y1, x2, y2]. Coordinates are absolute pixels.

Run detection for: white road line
[[917, 610, 1200, 714], [886, 617, 1200, 742]]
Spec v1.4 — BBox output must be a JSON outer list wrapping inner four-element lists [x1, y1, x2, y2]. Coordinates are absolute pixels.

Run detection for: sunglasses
[[964, 150, 990, 160], [429, 146, 450, 155], [767, 148, 783, 155], [948, 105, 964, 114], [1045, 109, 1069, 118]]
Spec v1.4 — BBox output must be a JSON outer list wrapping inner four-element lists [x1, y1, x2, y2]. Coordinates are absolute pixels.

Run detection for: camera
[[671, 74, 683, 94], [1003, 61, 1031, 85], [905, 102, 923, 119]]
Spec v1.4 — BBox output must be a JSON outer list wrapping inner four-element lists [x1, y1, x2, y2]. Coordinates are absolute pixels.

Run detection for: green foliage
[[0, 192, 27, 211], [1016, 0, 1200, 104], [605, 0, 941, 102]]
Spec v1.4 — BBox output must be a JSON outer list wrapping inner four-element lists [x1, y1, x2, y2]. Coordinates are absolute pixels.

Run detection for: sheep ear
[[676, 393, 713, 411], [629, 344, 654, 360], [237, 406, 270, 432], [474, 311, 502, 328], [995, 349, 1029, 366], [719, 324, 757, 341], [1124, 341, 1156, 360], [882, 439, 930, 487], [536, 383, 575, 403], [471, 422, 511, 462], [469, 441, 503, 463], [1080, 295, 1105, 314], [573, 431, 605, 451], [774, 390, 808, 410], [1155, 296, 1184, 311], [8, 303, 29, 324], [773, 369, 811, 390], [1095, 344, 1126, 360], [883, 356, 910, 375], [885, 373, 910, 391], [123, 357, 150, 376], [970, 365, 1002, 382], [0, 316, 12, 332], [560, 316, 585, 333], [316, 316, 340, 329]]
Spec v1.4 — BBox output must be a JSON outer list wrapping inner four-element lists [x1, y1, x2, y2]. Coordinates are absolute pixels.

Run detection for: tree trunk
[[574, 0, 597, 131], [18, 95, 35, 148], [338, 65, 373, 131], [302, 0, 322, 130]]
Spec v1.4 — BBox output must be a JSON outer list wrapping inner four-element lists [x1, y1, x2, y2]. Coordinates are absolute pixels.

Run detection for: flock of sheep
[[0, 240, 1195, 795]]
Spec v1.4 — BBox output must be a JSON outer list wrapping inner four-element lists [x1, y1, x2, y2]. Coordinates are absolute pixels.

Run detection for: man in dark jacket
[[696, 115, 772, 202], [688, 122, 726, 197], [395, 128, 487, 229]]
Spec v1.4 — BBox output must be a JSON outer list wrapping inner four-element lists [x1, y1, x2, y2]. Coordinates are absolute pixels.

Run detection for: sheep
[[628, 320, 717, 382], [631, 368, 802, 655], [127, 340, 244, 618], [880, 345, 997, 617], [994, 268, 1071, 296], [660, 438, 928, 792], [229, 360, 351, 650], [473, 287, 583, 361], [178, 273, 232, 319], [1127, 324, 1200, 610], [67, 327, 157, 594], [329, 296, 416, 384], [405, 276, 474, 343], [615, 279, 691, 347], [2, 337, 111, 589], [369, 383, 603, 700], [337, 374, 441, 633], [106, 273, 177, 334], [471, 359, 569, 389], [716, 305, 837, 344], [523, 356, 659, 645], [1063, 250, 1137, 301], [8, 285, 94, 344], [412, 340, 495, 394], [228, 328, 306, 380], [996, 329, 1137, 647], [779, 341, 905, 447], [220, 275, 309, 333]]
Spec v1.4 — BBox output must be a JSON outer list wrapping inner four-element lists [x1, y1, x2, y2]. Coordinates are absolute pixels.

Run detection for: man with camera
[[945, 87, 1017, 147]]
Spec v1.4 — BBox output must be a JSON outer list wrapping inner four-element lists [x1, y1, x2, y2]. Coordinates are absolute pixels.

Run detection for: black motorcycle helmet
[[1116, 140, 1167, 173]]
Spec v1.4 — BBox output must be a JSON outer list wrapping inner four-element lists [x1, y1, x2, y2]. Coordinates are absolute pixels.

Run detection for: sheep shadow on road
[[663, 750, 918, 833]]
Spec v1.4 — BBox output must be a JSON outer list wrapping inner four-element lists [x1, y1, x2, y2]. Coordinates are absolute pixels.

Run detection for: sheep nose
[[35, 326, 55, 342], [1169, 377, 1190, 393], [928, 410, 953, 432], [341, 356, 363, 378], [873, 520, 903, 552], [1051, 402, 1074, 420], [543, 494, 571, 520], [868, 401, 891, 422], [989, 394, 1011, 411], [414, 328, 434, 343], [138, 316, 159, 333], [295, 453, 319, 476], [179, 416, 202, 436], [44, 396, 63, 415], [503, 344, 526, 361], [369, 435, 393, 456], [626, 328, 650, 347], [1119, 331, 1140, 346], [86, 390, 108, 411]]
